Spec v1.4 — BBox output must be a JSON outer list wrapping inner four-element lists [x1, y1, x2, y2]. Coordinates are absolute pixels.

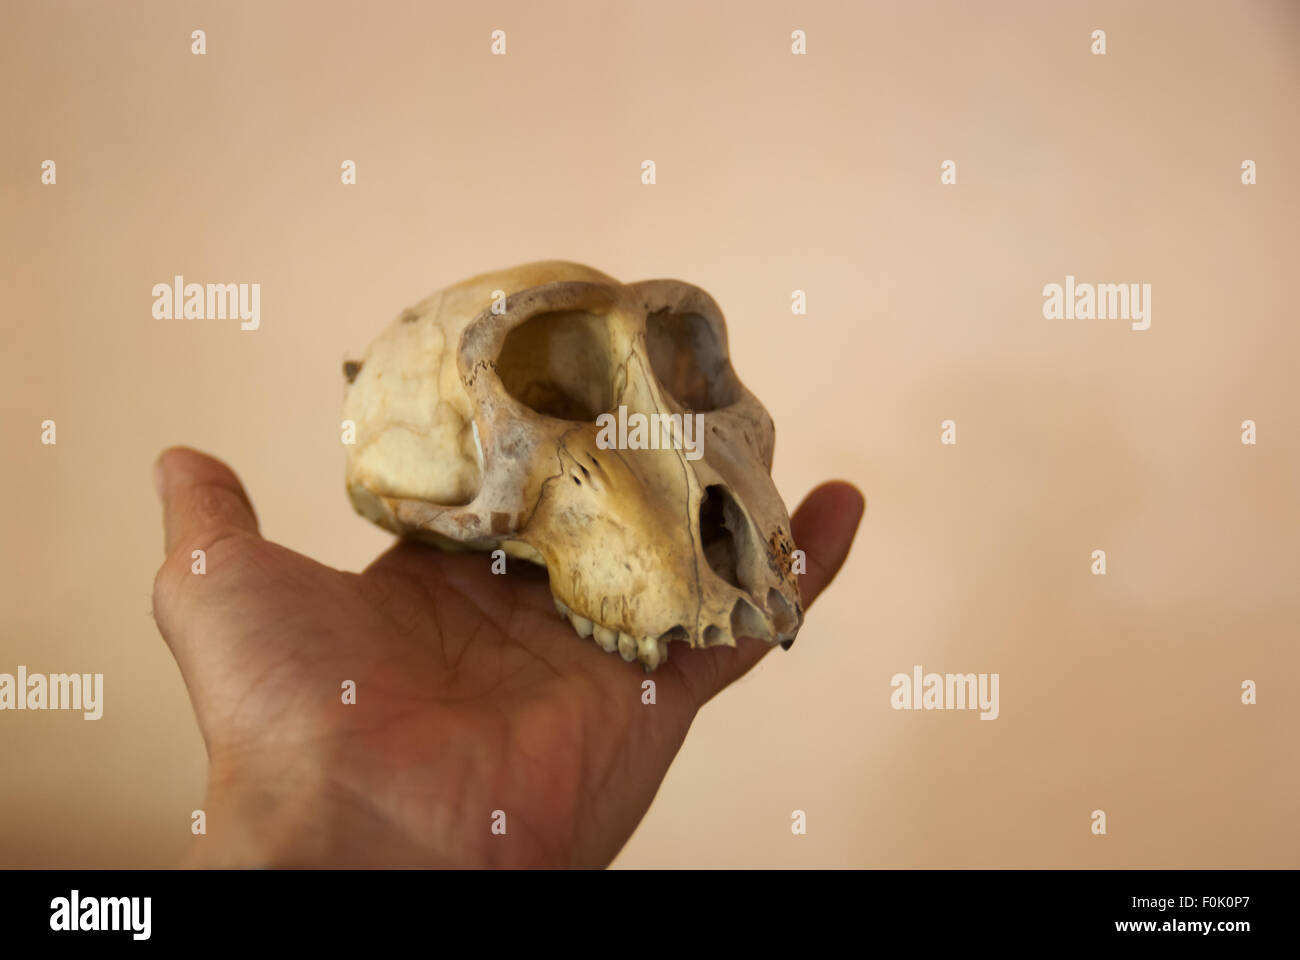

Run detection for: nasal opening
[[699, 484, 741, 589]]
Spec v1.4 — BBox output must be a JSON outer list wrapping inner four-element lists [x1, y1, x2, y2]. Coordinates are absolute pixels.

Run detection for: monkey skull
[[342, 261, 803, 671]]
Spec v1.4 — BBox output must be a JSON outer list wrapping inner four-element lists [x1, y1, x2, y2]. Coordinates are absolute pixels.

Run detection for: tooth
[[617, 632, 637, 662], [637, 635, 660, 670], [657, 636, 670, 664], [593, 624, 618, 653], [568, 612, 593, 638], [553, 595, 570, 617]]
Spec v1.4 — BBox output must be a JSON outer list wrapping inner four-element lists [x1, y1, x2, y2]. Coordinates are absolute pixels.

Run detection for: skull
[[342, 261, 803, 670]]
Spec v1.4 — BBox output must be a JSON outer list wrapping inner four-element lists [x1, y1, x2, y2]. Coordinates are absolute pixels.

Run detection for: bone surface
[[343, 261, 804, 671]]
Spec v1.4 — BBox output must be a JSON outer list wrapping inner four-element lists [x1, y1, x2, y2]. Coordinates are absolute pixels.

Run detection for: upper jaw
[[552, 594, 670, 671], [551, 592, 794, 672]]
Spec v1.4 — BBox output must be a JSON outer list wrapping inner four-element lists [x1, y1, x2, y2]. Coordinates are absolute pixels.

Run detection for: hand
[[151, 446, 864, 868]]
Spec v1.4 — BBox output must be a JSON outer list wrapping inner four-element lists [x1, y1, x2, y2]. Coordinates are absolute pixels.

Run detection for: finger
[[155, 446, 261, 557], [787, 480, 867, 609], [674, 480, 865, 706]]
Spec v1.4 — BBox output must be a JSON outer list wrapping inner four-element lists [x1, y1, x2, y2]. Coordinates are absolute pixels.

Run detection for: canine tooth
[[657, 636, 670, 664], [569, 612, 593, 637], [553, 595, 570, 617], [593, 624, 618, 652], [617, 632, 637, 662], [637, 635, 660, 670]]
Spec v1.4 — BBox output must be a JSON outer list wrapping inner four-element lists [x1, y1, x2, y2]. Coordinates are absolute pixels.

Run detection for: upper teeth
[[554, 594, 670, 671], [592, 623, 618, 653]]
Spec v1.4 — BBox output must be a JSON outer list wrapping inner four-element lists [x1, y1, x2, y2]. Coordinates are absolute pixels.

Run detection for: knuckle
[[155, 527, 251, 605], [151, 552, 190, 623]]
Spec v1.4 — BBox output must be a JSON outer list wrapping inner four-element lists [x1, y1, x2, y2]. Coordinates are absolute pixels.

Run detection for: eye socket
[[496, 310, 613, 421], [645, 309, 741, 412]]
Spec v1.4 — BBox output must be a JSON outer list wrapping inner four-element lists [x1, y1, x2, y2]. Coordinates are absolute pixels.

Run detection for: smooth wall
[[1, 0, 1297, 867]]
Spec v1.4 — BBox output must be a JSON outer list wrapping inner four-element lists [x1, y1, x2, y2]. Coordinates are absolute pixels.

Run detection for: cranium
[[342, 261, 803, 671]]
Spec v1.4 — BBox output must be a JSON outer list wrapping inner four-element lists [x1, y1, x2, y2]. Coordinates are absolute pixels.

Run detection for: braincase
[[343, 299, 481, 508]]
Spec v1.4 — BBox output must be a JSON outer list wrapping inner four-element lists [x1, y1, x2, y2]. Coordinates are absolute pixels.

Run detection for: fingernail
[[153, 457, 166, 498]]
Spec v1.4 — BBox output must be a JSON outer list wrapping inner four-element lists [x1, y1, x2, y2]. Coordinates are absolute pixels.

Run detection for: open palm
[[151, 447, 863, 868]]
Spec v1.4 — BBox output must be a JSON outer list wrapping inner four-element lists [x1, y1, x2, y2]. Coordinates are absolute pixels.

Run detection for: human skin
[[151, 446, 864, 868]]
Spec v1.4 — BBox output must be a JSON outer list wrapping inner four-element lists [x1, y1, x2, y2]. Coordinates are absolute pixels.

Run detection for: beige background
[[1, 0, 1297, 867]]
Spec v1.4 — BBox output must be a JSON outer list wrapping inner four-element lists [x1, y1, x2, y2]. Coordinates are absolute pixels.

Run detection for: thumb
[[150, 448, 267, 754], [154, 446, 260, 558], [151, 446, 262, 680]]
